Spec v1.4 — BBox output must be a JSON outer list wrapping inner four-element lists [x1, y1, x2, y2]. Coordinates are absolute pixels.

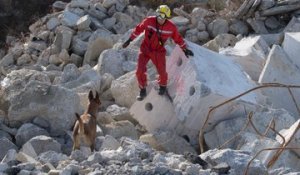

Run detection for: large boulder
[[0, 69, 83, 136], [130, 42, 263, 148]]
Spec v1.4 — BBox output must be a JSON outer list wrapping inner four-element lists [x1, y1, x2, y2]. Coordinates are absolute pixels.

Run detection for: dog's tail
[[75, 113, 84, 133]]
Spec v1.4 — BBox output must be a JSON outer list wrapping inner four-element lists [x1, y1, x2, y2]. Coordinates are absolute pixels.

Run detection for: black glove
[[122, 38, 132, 48], [183, 48, 194, 58]]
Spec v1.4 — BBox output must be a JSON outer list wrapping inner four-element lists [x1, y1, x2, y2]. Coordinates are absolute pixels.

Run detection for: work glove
[[183, 48, 194, 58], [122, 38, 132, 48]]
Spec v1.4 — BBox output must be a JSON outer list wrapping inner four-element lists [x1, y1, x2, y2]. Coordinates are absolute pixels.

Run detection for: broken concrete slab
[[259, 45, 300, 117], [130, 42, 263, 147], [282, 32, 300, 69], [220, 36, 270, 81]]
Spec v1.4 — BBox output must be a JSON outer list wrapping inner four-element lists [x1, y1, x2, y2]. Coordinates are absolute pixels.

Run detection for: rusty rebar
[[218, 112, 253, 149], [263, 118, 275, 137], [244, 147, 300, 175], [266, 125, 286, 168], [199, 83, 300, 153], [287, 87, 300, 115]]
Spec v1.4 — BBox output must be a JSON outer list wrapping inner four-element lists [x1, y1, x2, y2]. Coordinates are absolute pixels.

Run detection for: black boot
[[136, 88, 146, 101], [158, 86, 166, 95]]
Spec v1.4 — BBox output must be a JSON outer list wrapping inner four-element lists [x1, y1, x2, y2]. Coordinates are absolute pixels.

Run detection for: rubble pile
[[0, 0, 300, 174]]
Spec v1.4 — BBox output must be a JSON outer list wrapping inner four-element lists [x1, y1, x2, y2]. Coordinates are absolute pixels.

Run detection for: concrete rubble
[[0, 0, 300, 174]]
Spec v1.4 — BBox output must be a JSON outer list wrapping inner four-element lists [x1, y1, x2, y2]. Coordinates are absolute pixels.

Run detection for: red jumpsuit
[[129, 16, 187, 89]]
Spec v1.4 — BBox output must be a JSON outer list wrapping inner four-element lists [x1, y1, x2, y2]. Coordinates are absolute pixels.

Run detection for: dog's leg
[[72, 121, 80, 151], [90, 142, 95, 152], [73, 135, 80, 151]]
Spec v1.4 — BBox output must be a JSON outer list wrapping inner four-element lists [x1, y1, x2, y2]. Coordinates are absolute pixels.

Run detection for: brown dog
[[73, 90, 101, 151]]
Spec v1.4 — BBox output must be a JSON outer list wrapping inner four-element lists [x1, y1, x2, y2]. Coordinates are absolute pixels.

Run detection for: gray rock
[[70, 149, 88, 162], [259, 0, 276, 10], [1, 149, 17, 163], [200, 149, 268, 175], [69, 0, 91, 9], [0, 130, 12, 141], [53, 26, 73, 52], [83, 28, 113, 66], [0, 163, 9, 173], [37, 151, 68, 167], [197, 31, 210, 42], [197, 20, 206, 31], [229, 19, 249, 35], [0, 138, 18, 160], [21, 135, 61, 158], [70, 54, 83, 67], [247, 18, 269, 34], [102, 0, 116, 9], [208, 18, 229, 38], [76, 15, 91, 31], [97, 48, 138, 78], [265, 16, 281, 30], [1, 70, 82, 135], [33, 117, 50, 129], [88, 6, 107, 20], [52, 1, 67, 11], [102, 120, 138, 140], [47, 18, 60, 31], [17, 54, 32, 66], [140, 130, 197, 155], [103, 17, 116, 30], [99, 135, 121, 151], [185, 28, 199, 43], [60, 66, 101, 93], [60, 11, 81, 28], [15, 123, 50, 147], [71, 37, 88, 56]]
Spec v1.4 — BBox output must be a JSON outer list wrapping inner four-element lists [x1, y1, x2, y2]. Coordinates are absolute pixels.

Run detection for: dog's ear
[[95, 91, 99, 99], [88, 90, 94, 100]]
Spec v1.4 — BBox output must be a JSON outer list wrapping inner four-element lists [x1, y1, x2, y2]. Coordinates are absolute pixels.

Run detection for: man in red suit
[[123, 5, 194, 101]]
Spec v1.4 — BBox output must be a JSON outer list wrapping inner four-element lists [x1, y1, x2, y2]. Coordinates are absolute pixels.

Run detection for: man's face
[[157, 13, 166, 25]]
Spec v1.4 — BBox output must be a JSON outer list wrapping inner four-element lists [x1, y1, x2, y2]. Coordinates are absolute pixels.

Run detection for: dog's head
[[88, 90, 101, 112]]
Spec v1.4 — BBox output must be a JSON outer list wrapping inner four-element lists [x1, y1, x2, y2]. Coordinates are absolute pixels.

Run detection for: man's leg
[[136, 51, 150, 100], [152, 52, 168, 95]]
